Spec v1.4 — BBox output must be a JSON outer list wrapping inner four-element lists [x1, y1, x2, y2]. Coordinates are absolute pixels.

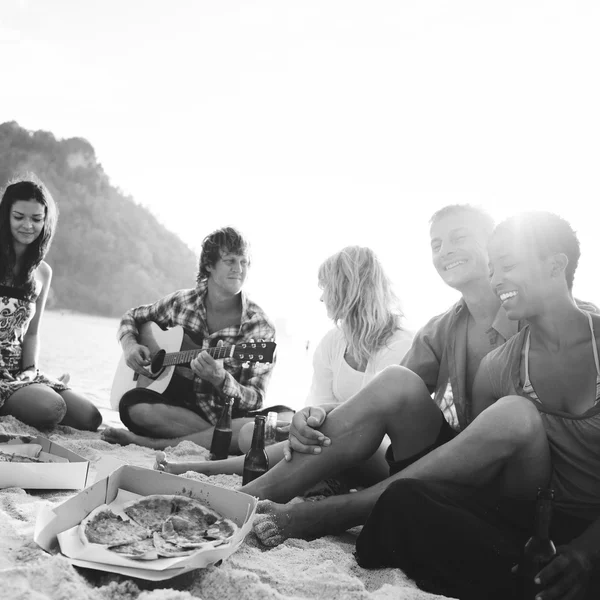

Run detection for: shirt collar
[[454, 297, 518, 342], [196, 278, 252, 320]]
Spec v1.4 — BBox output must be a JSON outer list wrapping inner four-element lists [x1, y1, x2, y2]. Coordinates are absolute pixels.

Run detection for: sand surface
[[0, 416, 451, 600]]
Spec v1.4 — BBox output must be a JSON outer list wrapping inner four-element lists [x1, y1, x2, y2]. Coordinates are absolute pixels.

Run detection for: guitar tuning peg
[[242, 361, 250, 369], [249, 338, 255, 343]]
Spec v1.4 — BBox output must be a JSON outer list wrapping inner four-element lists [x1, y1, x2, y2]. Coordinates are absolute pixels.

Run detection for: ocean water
[[40, 310, 313, 428]]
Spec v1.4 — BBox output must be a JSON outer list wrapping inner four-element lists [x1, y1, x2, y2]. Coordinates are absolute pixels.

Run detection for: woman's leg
[[0, 384, 67, 428], [356, 479, 530, 600], [59, 390, 102, 431], [155, 439, 289, 475]]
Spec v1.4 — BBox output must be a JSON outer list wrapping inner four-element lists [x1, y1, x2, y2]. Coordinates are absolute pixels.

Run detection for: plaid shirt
[[117, 279, 276, 424]]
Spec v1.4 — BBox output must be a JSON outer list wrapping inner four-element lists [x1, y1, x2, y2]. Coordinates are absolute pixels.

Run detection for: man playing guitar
[[101, 226, 277, 452]]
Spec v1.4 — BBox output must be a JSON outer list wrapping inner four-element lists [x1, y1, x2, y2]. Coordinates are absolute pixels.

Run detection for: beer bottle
[[517, 487, 557, 599], [209, 398, 234, 460], [264, 411, 278, 446], [242, 415, 269, 485]]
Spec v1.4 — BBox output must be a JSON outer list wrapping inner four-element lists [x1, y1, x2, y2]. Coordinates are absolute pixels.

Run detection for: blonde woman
[[155, 246, 413, 481]]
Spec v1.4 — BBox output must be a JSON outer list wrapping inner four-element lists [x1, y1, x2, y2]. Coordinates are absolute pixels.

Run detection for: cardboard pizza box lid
[[33, 464, 258, 581], [0, 434, 90, 490]]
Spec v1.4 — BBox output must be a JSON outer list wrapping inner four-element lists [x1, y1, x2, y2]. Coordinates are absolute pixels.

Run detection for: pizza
[[0, 450, 43, 463], [79, 506, 151, 547], [78, 494, 238, 561]]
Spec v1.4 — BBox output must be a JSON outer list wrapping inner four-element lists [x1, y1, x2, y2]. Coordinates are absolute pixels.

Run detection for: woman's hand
[[15, 368, 37, 382], [282, 406, 331, 461], [533, 545, 593, 600]]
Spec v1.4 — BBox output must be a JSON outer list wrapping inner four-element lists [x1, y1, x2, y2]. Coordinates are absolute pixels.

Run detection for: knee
[[127, 403, 155, 426], [373, 365, 429, 412], [84, 406, 103, 432], [479, 395, 545, 447], [34, 396, 68, 428]]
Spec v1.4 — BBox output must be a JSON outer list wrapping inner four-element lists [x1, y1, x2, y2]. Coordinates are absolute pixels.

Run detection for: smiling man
[[101, 226, 277, 451], [244, 207, 597, 548], [241, 204, 520, 544]]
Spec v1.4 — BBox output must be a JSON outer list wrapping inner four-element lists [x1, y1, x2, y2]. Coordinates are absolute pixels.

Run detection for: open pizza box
[[0, 433, 90, 490], [34, 464, 258, 581]]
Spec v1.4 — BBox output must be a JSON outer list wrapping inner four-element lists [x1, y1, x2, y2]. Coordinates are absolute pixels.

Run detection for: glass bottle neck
[[251, 418, 266, 450], [533, 493, 553, 540]]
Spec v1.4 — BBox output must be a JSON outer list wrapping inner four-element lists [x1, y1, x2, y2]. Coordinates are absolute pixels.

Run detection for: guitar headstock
[[234, 340, 276, 364]]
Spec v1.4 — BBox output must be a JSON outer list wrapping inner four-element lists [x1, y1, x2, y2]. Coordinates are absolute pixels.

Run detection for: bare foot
[[253, 500, 293, 547], [154, 451, 220, 476], [153, 451, 187, 474], [253, 498, 336, 547], [101, 427, 140, 446]]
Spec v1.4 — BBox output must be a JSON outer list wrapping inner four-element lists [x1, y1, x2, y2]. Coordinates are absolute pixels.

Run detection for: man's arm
[[399, 323, 443, 394], [117, 291, 182, 375]]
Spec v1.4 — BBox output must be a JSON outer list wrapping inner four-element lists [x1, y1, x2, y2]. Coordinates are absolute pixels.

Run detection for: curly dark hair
[[0, 176, 58, 297], [196, 226, 250, 284], [492, 211, 580, 290]]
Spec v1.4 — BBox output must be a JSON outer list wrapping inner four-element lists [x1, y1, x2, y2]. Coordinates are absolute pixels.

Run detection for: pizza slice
[[152, 532, 196, 558], [111, 537, 159, 560], [79, 505, 151, 548], [123, 494, 176, 532], [0, 450, 43, 463]]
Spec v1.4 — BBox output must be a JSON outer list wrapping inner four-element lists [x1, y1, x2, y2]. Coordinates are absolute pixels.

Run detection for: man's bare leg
[[101, 403, 252, 452], [251, 395, 551, 546], [242, 366, 443, 502]]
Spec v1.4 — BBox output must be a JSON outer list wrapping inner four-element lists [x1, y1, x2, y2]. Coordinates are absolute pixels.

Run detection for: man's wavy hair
[[429, 204, 495, 239], [492, 211, 580, 291], [319, 246, 406, 366], [196, 226, 250, 284], [0, 175, 58, 297]]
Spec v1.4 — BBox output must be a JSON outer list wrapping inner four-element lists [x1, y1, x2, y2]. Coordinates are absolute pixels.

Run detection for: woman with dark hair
[[0, 177, 102, 430]]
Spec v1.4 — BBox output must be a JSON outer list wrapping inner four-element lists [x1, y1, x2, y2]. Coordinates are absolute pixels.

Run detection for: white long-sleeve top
[[305, 327, 414, 407]]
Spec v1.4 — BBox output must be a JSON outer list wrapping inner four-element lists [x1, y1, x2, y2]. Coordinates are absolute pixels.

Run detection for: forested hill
[[0, 121, 198, 317]]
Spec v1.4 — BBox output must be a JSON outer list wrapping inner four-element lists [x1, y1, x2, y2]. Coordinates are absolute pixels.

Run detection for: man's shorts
[[385, 416, 457, 476], [119, 374, 296, 437], [118, 373, 204, 436]]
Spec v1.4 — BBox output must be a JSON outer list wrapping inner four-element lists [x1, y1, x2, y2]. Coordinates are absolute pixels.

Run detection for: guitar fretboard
[[162, 345, 233, 366]]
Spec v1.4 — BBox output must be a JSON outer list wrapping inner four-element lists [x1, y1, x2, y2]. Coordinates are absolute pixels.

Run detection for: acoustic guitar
[[110, 321, 276, 409]]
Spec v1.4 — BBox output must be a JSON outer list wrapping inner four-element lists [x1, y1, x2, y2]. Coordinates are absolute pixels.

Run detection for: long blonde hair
[[319, 246, 405, 366]]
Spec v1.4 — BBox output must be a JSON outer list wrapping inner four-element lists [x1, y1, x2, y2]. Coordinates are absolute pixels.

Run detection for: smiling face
[[206, 250, 249, 296], [10, 199, 46, 248], [430, 213, 491, 291], [488, 231, 554, 321]]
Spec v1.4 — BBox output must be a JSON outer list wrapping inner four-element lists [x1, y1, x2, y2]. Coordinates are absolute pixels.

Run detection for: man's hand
[[534, 545, 593, 600], [190, 351, 226, 387], [283, 406, 331, 461], [124, 343, 152, 376]]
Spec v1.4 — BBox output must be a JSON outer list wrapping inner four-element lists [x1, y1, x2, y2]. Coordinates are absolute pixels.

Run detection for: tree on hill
[[0, 121, 198, 317]]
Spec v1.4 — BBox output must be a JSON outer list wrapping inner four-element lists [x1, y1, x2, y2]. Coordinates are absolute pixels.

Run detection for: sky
[[2, 0, 600, 343]]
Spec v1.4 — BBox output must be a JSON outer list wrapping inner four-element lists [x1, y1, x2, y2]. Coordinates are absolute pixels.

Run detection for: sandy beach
[[0, 414, 452, 600]]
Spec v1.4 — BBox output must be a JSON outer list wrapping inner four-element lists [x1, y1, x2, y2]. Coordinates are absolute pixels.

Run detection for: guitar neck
[[162, 345, 233, 367]]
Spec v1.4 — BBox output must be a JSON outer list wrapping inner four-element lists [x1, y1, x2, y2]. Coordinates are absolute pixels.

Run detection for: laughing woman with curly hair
[[0, 177, 102, 431]]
